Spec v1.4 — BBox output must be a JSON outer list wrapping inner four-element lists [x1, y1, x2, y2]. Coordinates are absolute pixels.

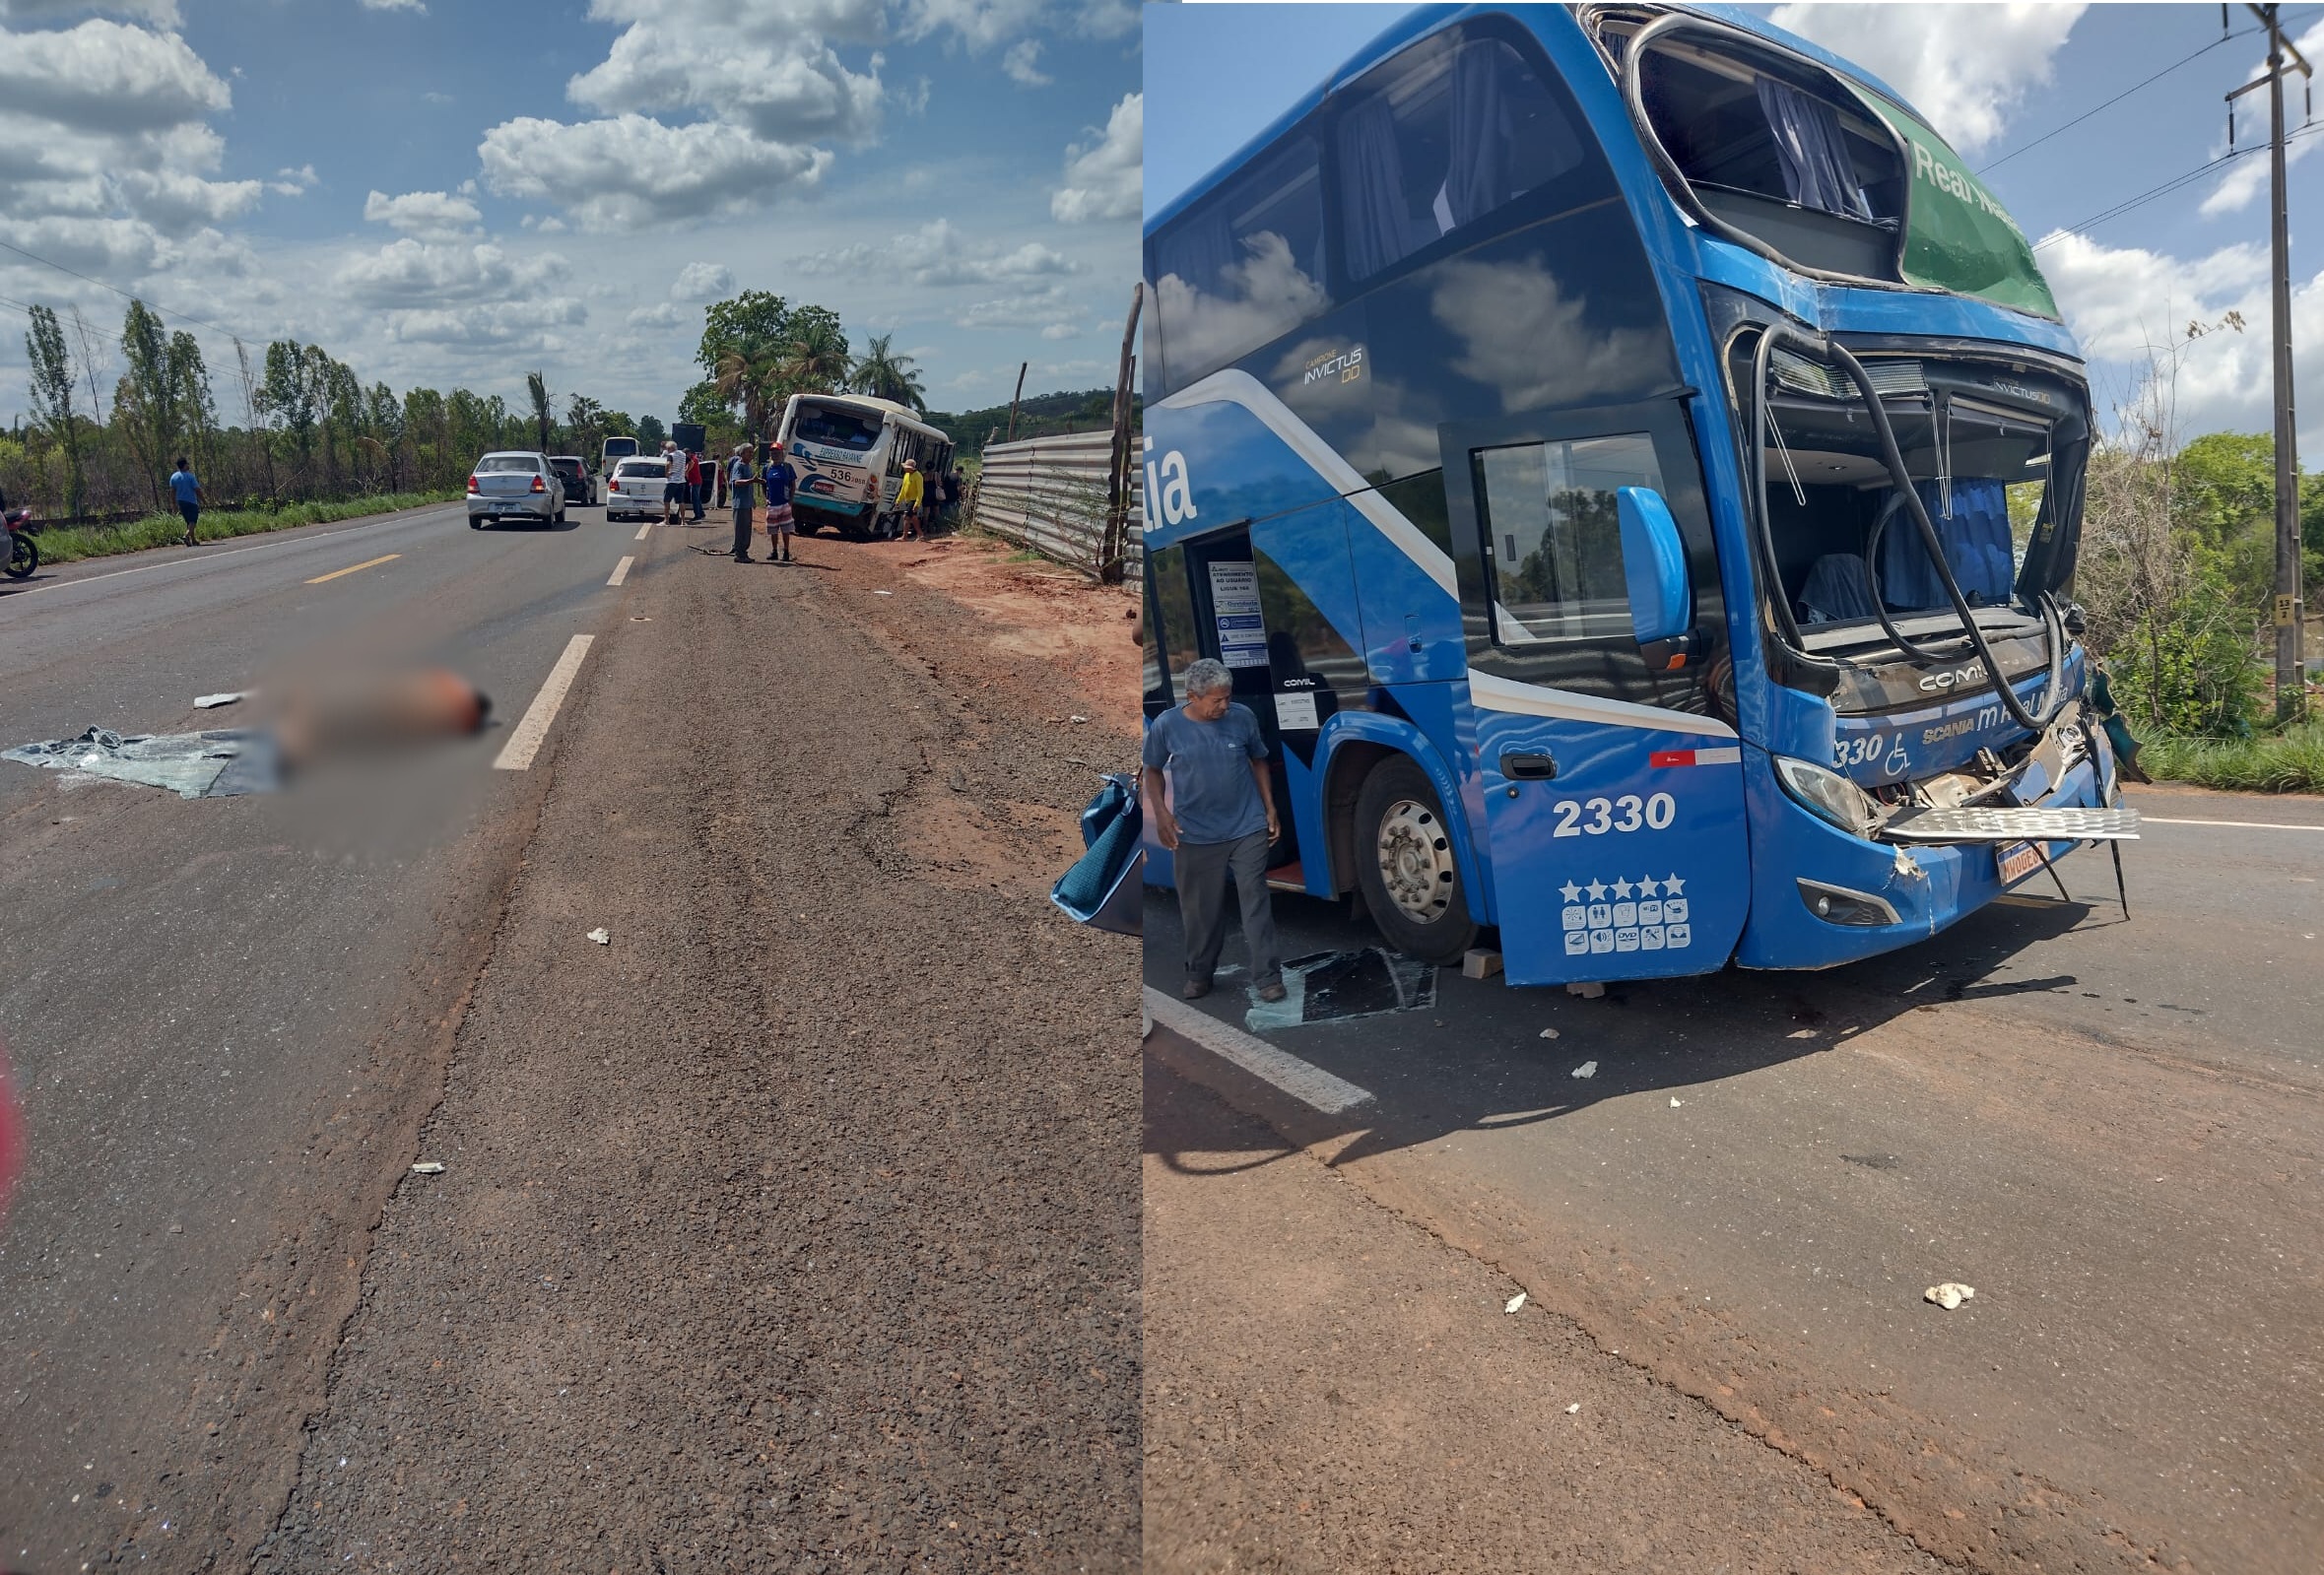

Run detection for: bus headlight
[[1772, 755, 1885, 840]]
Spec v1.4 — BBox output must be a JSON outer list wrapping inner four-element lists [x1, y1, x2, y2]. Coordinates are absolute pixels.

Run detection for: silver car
[[467, 451, 564, 529]]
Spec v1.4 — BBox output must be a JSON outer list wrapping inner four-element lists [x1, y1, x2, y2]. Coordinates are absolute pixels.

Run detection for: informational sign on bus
[[1207, 561, 1268, 669]]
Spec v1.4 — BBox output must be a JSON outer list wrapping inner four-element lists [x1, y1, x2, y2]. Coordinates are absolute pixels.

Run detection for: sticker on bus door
[[1207, 560, 1268, 669]]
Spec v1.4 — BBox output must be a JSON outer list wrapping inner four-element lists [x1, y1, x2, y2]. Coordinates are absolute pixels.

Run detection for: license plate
[[1996, 841, 2044, 886]]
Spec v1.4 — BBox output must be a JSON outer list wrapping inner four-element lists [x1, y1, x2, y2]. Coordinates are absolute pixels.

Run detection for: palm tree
[[713, 336, 783, 436], [526, 370, 554, 452], [778, 315, 852, 405], [848, 333, 926, 413]]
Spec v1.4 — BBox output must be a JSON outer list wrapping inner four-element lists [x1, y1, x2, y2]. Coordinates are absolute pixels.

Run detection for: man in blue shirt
[[762, 442, 798, 563], [167, 455, 203, 547], [1142, 657, 1285, 1002]]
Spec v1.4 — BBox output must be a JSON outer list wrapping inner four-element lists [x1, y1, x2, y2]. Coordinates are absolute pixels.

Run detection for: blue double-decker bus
[[1140, 2, 2137, 988]]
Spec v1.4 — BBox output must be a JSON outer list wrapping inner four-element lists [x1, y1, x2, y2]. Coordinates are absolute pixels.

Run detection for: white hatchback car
[[604, 456, 670, 523], [467, 451, 563, 529]]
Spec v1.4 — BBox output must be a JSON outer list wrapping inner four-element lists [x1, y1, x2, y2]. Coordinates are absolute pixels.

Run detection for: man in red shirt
[[685, 448, 706, 521]]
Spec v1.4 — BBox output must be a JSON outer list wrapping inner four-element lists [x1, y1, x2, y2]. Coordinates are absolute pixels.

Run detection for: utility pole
[[1005, 361, 1028, 446], [2230, 4, 2314, 719]]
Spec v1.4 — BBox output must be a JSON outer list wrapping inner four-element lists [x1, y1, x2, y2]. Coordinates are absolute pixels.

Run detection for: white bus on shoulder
[[774, 392, 956, 539]]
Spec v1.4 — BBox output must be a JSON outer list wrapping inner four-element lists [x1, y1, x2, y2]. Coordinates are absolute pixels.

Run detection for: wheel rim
[[1375, 798, 1455, 922]]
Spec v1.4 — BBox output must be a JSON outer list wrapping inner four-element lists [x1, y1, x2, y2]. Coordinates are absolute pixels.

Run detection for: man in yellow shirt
[[895, 460, 925, 542]]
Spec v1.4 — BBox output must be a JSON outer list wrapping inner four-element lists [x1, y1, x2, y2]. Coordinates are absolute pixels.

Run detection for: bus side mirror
[[1617, 486, 1691, 646]]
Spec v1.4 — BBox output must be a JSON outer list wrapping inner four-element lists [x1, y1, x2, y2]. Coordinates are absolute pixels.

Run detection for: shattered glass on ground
[[3, 726, 282, 799]]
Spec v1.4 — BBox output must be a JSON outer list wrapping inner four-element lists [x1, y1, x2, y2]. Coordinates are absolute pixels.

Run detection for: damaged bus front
[[1137, 1, 2135, 987]]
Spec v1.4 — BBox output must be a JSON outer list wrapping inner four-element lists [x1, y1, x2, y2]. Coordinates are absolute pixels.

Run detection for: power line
[[2030, 120, 2324, 250], [0, 236, 259, 345], [1976, 7, 2320, 174]]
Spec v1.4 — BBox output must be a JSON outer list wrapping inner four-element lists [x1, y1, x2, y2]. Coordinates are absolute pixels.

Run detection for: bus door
[[1169, 526, 1300, 879], [1440, 399, 1751, 987]]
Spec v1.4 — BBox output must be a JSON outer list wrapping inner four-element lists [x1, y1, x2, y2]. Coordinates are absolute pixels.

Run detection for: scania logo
[[1917, 663, 1987, 692]]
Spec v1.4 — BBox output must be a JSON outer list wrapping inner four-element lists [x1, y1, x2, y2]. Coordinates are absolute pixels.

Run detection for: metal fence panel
[[966, 429, 1141, 577]]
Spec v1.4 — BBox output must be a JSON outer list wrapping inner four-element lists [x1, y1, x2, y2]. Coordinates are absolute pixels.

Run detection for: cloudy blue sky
[[1149, 2, 2324, 452], [0, 0, 1143, 429]]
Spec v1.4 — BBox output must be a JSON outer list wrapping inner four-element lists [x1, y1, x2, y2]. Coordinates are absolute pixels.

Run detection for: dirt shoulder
[[1143, 1048, 1948, 1574], [256, 526, 1141, 1570]]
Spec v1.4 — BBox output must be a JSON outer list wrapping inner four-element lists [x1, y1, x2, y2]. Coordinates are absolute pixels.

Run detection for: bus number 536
[[1551, 793, 1677, 837]]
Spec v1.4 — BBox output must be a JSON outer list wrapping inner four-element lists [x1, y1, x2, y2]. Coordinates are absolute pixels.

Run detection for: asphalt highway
[[1145, 788, 2324, 1574], [0, 504, 1141, 1570], [0, 501, 629, 1566]]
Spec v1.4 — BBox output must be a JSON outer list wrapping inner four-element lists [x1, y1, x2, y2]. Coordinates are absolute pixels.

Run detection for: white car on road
[[604, 456, 670, 523], [468, 451, 563, 529]]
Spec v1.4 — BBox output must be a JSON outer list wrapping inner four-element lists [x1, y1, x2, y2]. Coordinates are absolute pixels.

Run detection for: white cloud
[[792, 219, 1082, 286], [1051, 91, 1137, 223], [333, 238, 572, 308], [1001, 38, 1050, 87], [1768, 3, 2084, 154], [2038, 230, 2324, 452], [566, 25, 884, 147], [362, 0, 426, 11], [479, 113, 830, 230], [953, 282, 1084, 334], [628, 301, 683, 329], [670, 261, 734, 300], [898, 0, 1133, 52], [0, 19, 229, 132], [363, 188, 483, 242]]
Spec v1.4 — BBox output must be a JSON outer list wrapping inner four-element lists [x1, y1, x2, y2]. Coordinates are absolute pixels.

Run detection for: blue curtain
[[1444, 41, 1510, 229], [1801, 554, 1877, 623], [1339, 96, 1422, 281], [1880, 479, 2015, 610], [1757, 78, 1872, 219]]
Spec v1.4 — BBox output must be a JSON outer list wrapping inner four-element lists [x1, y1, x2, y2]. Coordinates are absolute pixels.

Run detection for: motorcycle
[[4, 506, 38, 580]]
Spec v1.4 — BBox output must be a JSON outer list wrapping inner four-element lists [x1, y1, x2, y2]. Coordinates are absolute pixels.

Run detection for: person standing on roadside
[[659, 438, 685, 524], [688, 447, 707, 521], [726, 443, 757, 562], [1141, 658, 1285, 1003], [944, 465, 966, 532], [167, 455, 204, 547], [762, 440, 798, 563], [896, 459, 925, 542]]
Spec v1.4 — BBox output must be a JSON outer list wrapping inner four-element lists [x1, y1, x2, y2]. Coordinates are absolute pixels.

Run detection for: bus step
[[1265, 862, 1305, 892], [1880, 805, 2141, 844]]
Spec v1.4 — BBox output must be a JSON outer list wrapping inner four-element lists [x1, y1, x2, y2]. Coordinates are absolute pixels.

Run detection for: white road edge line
[[8, 504, 458, 599], [633, 522, 650, 541], [493, 634, 594, 772], [2142, 816, 2324, 831], [1144, 986, 1374, 1115], [608, 557, 632, 587]]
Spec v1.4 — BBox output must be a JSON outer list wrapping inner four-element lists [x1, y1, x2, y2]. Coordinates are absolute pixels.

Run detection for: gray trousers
[[1175, 829, 1280, 988]]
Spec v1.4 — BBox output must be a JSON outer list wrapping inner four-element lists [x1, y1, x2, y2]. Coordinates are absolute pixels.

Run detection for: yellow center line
[[305, 554, 401, 584]]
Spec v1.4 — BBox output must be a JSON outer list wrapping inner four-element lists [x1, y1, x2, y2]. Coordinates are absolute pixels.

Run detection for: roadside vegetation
[[2078, 321, 2323, 791], [35, 492, 458, 566]]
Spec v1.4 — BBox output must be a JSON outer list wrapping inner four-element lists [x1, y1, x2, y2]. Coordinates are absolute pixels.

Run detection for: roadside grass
[[32, 492, 459, 567], [2142, 722, 2324, 794]]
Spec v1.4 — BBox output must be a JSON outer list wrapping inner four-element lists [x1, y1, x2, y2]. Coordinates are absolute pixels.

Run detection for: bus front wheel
[[1353, 757, 1478, 965]]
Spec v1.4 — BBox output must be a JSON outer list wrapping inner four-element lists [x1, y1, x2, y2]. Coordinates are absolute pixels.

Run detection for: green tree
[[635, 414, 667, 449], [24, 304, 84, 515], [169, 331, 216, 480], [565, 394, 606, 460], [847, 332, 926, 413], [696, 290, 791, 376], [777, 306, 851, 403], [526, 369, 555, 452], [119, 298, 177, 506], [712, 336, 785, 437]]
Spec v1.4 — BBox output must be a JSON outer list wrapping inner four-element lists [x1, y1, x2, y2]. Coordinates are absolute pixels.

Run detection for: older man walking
[[1142, 657, 1285, 1003]]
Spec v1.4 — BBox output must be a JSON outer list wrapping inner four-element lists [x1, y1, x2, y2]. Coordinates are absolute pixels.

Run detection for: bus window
[[1152, 138, 1327, 390], [1337, 33, 1591, 286], [1474, 433, 1661, 643]]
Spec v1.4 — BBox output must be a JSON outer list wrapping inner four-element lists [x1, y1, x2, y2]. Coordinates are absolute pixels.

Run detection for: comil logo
[[1301, 345, 1365, 386], [1143, 436, 1199, 530], [1917, 662, 1987, 692]]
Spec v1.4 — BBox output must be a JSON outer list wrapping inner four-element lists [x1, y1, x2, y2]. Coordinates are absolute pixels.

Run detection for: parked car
[[467, 451, 563, 529], [549, 455, 593, 506], [604, 456, 669, 522]]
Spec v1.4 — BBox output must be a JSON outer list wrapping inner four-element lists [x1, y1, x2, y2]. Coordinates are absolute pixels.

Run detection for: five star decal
[[1559, 874, 1692, 957]]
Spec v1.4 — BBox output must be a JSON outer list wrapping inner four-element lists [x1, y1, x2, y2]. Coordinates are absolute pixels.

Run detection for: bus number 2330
[[1552, 794, 1677, 836]]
